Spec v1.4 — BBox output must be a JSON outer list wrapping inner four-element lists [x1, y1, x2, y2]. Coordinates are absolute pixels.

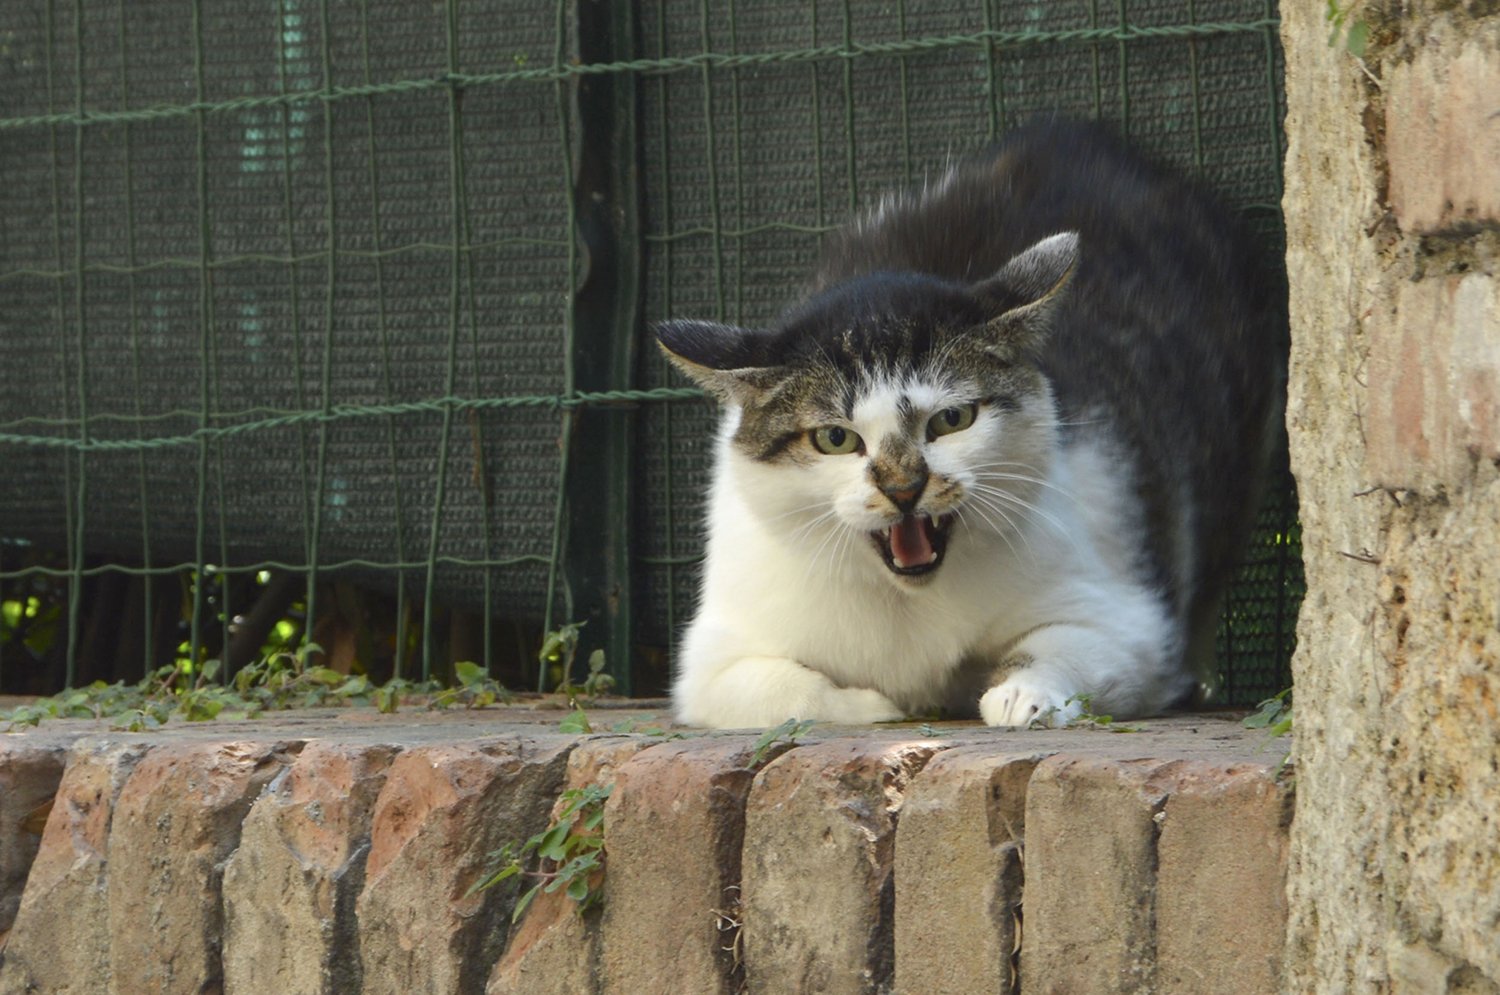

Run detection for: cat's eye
[[810, 425, 862, 455], [928, 404, 978, 438]]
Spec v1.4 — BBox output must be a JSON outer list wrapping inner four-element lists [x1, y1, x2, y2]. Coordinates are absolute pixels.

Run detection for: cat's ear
[[971, 231, 1079, 350], [655, 319, 783, 405]]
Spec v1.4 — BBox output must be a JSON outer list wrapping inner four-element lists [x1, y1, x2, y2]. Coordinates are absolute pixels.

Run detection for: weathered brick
[[0, 739, 150, 994], [487, 736, 655, 995], [357, 735, 573, 995], [0, 740, 66, 934], [1156, 762, 1292, 995], [741, 738, 941, 995], [1020, 755, 1185, 995], [1365, 271, 1500, 487], [108, 739, 300, 995], [599, 737, 766, 995], [222, 741, 400, 995], [1386, 35, 1500, 234], [894, 748, 1043, 995]]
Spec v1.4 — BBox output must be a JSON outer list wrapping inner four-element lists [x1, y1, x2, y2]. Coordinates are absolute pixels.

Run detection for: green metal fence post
[[562, 0, 641, 693]]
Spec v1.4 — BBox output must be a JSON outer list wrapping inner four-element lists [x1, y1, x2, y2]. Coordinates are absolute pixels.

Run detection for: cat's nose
[[881, 473, 928, 513]]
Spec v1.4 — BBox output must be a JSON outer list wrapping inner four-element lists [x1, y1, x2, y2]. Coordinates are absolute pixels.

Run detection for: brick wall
[[0, 711, 1289, 994]]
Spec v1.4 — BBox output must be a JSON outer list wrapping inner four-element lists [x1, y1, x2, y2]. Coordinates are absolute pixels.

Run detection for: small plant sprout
[[1324, 0, 1368, 58], [1244, 688, 1293, 737], [555, 647, 616, 702], [468, 783, 613, 920], [580, 650, 615, 697], [558, 703, 593, 734], [537, 621, 586, 693], [749, 717, 817, 766], [1029, 693, 1142, 733], [429, 660, 512, 710], [0, 637, 495, 731]]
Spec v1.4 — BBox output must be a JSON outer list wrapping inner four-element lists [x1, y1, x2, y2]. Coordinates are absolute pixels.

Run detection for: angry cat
[[656, 119, 1282, 729]]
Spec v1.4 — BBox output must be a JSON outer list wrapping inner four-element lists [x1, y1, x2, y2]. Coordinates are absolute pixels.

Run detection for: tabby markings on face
[[792, 375, 991, 583]]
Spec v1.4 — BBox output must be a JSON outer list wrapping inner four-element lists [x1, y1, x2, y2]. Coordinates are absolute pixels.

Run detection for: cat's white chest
[[674, 419, 1174, 724]]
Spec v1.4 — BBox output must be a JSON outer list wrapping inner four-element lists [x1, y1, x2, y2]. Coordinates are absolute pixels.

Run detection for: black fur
[[811, 119, 1281, 670]]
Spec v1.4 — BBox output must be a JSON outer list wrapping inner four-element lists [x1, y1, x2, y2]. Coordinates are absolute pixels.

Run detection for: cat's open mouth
[[872, 512, 955, 577]]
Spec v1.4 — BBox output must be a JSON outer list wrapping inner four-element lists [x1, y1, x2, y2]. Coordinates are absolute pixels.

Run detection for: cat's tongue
[[889, 515, 936, 569]]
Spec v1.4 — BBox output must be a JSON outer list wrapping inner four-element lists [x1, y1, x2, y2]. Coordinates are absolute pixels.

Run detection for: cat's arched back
[[658, 119, 1283, 729]]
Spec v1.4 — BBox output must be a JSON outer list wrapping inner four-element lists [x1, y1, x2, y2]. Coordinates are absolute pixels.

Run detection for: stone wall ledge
[[0, 706, 1291, 994]]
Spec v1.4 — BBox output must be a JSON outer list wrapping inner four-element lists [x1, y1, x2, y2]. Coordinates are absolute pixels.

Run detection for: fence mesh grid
[[0, 0, 1300, 704]]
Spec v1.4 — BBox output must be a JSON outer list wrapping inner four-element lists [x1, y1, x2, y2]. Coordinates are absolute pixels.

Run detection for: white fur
[[673, 379, 1188, 730]]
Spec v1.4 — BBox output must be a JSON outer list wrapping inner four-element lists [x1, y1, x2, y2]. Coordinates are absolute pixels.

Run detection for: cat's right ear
[[654, 320, 782, 405]]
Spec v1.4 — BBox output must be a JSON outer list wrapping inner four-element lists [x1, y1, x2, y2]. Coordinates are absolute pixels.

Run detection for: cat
[[656, 119, 1281, 729]]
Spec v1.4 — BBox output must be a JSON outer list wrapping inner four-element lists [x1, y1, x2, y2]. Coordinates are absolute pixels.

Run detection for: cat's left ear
[[971, 231, 1079, 351], [655, 319, 783, 405]]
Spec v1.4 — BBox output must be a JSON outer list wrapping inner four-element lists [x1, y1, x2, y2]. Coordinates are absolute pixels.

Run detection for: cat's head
[[657, 232, 1077, 587]]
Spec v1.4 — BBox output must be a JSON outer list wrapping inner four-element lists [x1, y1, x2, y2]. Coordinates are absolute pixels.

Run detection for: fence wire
[[0, 0, 1299, 703]]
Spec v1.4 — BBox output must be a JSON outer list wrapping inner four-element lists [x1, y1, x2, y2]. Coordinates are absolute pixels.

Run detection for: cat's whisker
[[969, 484, 1067, 530], [966, 483, 1086, 552], [833, 523, 858, 577], [789, 507, 840, 544], [767, 500, 841, 526], [801, 516, 848, 582], [954, 504, 1029, 565], [958, 492, 1036, 563], [968, 463, 1080, 503], [802, 515, 866, 586]]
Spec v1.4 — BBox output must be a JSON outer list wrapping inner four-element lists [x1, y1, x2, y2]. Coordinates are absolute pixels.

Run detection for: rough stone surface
[[600, 737, 768, 995], [1282, 4, 1500, 990], [108, 739, 300, 995], [1156, 762, 1292, 995], [0, 738, 150, 994], [1366, 271, 1500, 488], [1021, 755, 1186, 995], [893, 747, 1041, 995], [221, 740, 400, 995], [357, 735, 574, 995], [0, 711, 1294, 995], [0, 740, 66, 935], [741, 737, 941, 995], [1385, 28, 1500, 234], [487, 736, 654, 995]]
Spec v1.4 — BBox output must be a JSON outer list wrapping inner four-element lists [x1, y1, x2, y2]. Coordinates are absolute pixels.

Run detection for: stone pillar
[[1281, 4, 1500, 990]]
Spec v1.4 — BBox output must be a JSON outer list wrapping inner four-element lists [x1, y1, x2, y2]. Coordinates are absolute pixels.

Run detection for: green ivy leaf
[[511, 883, 541, 923], [558, 705, 593, 735], [454, 661, 486, 687], [1344, 19, 1368, 59], [536, 822, 572, 862], [463, 860, 521, 898], [538, 622, 585, 665], [749, 718, 815, 766], [307, 666, 345, 686], [335, 675, 370, 697]]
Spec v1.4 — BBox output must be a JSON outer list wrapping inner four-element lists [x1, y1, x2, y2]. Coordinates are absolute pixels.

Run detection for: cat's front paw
[[980, 672, 1082, 728], [824, 686, 905, 725]]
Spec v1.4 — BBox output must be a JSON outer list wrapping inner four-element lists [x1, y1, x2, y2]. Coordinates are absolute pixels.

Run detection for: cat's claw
[[980, 675, 1082, 728]]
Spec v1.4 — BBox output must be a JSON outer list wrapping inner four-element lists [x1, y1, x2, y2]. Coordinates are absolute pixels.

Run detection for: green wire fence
[[0, 0, 1300, 704]]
